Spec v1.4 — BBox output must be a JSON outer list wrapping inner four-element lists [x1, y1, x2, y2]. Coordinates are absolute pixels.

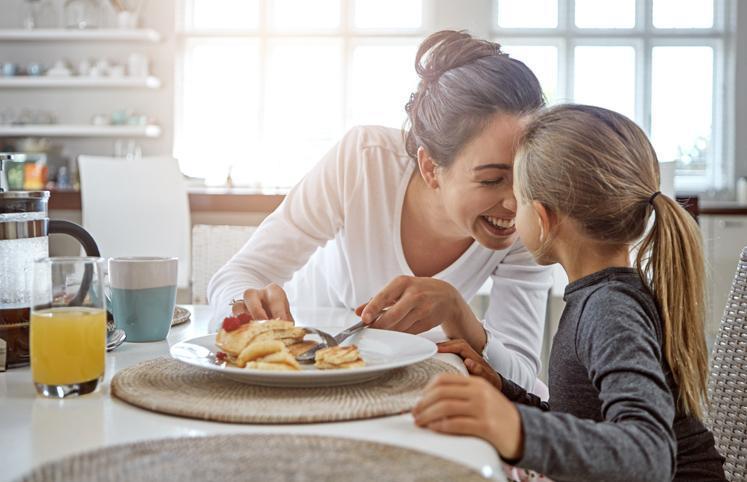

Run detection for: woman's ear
[[417, 146, 439, 189], [532, 201, 554, 242]]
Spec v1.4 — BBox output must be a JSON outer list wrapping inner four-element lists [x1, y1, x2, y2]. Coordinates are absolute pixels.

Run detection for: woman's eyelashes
[[478, 177, 505, 186]]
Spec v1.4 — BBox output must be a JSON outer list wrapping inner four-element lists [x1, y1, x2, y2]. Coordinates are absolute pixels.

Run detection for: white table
[[0, 306, 505, 482]]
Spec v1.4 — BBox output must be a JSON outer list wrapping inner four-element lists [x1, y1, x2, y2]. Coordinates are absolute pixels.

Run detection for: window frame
[[491, 0, 734, 192]]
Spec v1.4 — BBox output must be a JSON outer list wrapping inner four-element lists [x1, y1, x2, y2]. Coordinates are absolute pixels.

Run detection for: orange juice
[[30, 307, 106, 386]]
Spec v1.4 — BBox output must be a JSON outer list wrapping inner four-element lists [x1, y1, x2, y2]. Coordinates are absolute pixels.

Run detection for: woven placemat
[[17, 434, 488, 482], [112, 356, 458, 424]]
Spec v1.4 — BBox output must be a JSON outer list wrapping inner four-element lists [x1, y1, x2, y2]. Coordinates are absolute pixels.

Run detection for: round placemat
[[18, 434, 488, 482], [171, 306, 191, 326], [111, 356, 458, 424]]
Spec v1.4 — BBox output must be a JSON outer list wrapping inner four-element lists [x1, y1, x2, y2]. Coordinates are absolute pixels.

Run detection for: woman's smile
[[479, 214, 516, 238]]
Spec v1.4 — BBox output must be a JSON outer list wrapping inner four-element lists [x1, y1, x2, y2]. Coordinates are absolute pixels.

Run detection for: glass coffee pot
[[0, 153, 100, 370]]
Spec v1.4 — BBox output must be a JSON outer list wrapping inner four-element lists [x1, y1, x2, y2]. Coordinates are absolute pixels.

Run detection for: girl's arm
[[437, 338, 550, 411], [207, 127, 365, 322], [510, 288, 676, 481], [481, 241, 553, 390]]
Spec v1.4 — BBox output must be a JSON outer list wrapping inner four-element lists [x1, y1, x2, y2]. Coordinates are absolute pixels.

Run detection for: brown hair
[[404, 30, 544, 167], [515, 104, 709, 418]]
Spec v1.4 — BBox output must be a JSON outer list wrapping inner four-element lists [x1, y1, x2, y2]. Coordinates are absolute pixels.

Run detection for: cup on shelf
[[127, 53, 149, 78], [26, 62, 44, 77], [46, 60, 72, 77], [77, 59, 92, 76], [109, 65, 125, 78], [2, 63, 18, 77]]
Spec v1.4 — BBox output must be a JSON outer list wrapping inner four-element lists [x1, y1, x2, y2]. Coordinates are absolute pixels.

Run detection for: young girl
[[414, 104, 726, 481]]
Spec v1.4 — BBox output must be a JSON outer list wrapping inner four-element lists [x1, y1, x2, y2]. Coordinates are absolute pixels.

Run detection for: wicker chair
[[707, 246, 747, 481], [191, 224, 257, 304]]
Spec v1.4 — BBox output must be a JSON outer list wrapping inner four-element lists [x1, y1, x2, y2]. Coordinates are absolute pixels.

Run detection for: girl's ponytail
[[636, 194, 708, 419]]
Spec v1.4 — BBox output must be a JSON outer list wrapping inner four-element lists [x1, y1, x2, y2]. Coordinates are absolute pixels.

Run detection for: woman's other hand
[[232, 283, 293, 321], [438, 339, 503, 391], [355, 276, 487, 352], [355, 276, 473, 334], [413, 374, 524, 461]]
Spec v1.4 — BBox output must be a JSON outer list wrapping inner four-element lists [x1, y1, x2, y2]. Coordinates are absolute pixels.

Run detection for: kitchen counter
[[47, 189, 747, 216], [47, 188, 285, 213]]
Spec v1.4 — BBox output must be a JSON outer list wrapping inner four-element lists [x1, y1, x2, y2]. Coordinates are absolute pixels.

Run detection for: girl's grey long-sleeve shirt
[[501, 267, 724, 482]]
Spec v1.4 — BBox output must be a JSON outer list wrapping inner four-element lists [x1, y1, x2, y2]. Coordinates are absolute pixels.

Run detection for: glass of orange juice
[[31, 257, 106, 398]]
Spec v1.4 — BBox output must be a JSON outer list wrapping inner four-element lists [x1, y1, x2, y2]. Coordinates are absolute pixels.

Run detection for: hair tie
[[648, 191, 661, 205]]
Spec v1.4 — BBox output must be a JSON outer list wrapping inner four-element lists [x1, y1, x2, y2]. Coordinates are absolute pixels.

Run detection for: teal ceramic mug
[[108, 257, 177, 342]]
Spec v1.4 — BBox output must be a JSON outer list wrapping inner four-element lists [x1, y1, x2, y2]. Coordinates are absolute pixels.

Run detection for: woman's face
[[434, 113, 525, 251]]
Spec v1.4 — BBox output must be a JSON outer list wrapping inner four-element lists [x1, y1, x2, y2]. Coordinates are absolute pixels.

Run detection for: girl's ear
[[532, 201, 555, 242], [417, 146, 439, 189]]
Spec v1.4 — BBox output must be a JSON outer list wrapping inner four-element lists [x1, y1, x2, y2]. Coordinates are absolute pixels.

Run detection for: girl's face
[[434, 114, 525, 251], [514, 195, 545, 261]]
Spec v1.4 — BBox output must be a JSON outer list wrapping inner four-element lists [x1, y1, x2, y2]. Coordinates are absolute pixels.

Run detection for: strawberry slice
[[221, 316, 241, 332], [237, 312, 253, 325]]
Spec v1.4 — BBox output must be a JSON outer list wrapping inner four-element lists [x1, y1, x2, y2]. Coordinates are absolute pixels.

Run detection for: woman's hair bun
[[415, 30, 503, 85]]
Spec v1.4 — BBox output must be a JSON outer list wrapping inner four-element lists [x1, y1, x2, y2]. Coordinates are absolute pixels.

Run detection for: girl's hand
[[438, 339, 503, 391], [413, 374, 524, 461], [231, 283, 294, 321], [355, 276, 475, 335]]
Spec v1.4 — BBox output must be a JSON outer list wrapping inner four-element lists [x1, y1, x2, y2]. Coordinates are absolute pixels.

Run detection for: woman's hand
[[355, 276, 475, 335], [355, 276, 487, 352], [413, 374, 524, 461], [438, 339, 503, 391], [231, 283, 293, 321]]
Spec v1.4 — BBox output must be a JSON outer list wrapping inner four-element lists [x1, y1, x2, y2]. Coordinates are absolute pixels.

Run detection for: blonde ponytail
[[636, 194, 709, 418]]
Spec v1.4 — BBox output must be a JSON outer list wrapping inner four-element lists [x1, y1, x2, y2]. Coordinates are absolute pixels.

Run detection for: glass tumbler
[[31, 257, 106, 398]]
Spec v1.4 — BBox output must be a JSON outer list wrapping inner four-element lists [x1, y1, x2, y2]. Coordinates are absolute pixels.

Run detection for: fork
[[296, 320, 368, 364]]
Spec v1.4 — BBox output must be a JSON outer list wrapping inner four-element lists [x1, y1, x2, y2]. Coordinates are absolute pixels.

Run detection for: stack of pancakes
[[216, 319, 311, 371], [216, 318, 365, 371]]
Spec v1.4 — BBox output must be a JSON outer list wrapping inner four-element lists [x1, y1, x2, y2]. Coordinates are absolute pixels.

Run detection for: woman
[[208, 30, 552, 389]]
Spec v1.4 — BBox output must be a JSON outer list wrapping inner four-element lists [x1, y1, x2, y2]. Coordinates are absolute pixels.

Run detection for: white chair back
[[78, 155, 191, 288], [191, 224, 256, 304], [707, 245, 747, 480]]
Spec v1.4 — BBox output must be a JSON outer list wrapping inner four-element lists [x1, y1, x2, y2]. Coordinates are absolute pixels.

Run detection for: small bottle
[[737, 177, 747, 205]]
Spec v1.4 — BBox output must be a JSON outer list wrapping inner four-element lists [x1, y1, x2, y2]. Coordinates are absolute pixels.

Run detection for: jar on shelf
[[64, 0, 101, 29]]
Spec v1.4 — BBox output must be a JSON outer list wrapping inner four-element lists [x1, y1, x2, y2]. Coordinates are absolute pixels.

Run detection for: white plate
[[169, 328, 437, 387]]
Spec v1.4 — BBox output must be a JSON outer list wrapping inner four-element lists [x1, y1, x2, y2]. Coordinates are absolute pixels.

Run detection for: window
[[176, 0, 733, 191], [494, 0, 732, 191], [177, 0, 422, 187]]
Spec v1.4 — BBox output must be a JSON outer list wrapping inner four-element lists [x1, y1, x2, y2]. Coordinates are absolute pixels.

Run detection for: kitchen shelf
[[0, 29, 161, 42], [0, 125, 161, 138], [0, 76, 161, 88]]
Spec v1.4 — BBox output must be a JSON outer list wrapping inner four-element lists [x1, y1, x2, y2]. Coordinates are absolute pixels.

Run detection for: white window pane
[[269, 0, 340, 31], [575, 0, 635, 29], [496, 0, 558, 28], [190, 0, 259, 30], [350, 43, 419, 128], [651, 46, 713, 174], [354, 0, 422, 29], [501, 45, 558, 103], [653, 0, 713, 28], [261, 40, 343, 187], [179, 40, 260, 185], [573, 46, 636, 120]]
